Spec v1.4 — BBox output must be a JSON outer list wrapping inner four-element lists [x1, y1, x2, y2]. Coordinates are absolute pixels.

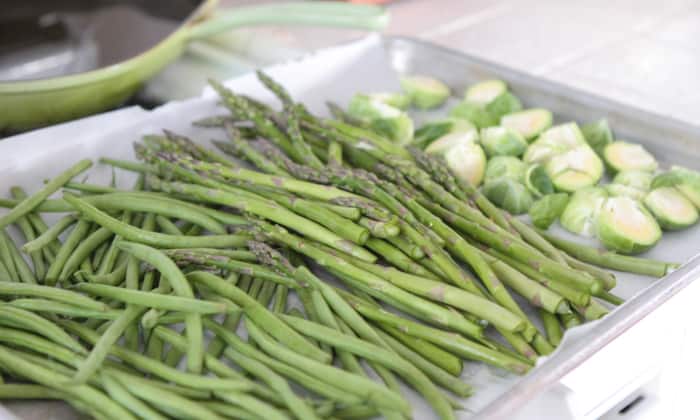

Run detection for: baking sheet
[[1, 34, 700, 420]]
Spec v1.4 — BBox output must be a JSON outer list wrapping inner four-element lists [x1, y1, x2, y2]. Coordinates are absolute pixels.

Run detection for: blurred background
[[147, 0, 700, 124]]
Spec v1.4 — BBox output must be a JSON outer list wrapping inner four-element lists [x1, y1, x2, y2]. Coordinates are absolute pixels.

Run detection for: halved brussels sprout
[[528, 193, 569, 229], [603, 141, 658, 173], [644, 187, 699, 230], [400, 75, 451, 110], [559, 187, 608, 237], [347, 94, 414, 145], [480, 126, 527, 157], [449, 101, 497, 128], [484, 156, 527, 184], [443, 143, 487, 187], [424, 124, 479, 155], [613, 170, 653, 191], [523, 123, 604, 192], [367, 92, 411, 110], [524, 164, 554, 198], [581, 119, 613, 156], [482, 178, 533, 215], [500, 108, 553, 141], [605, 183, 646, 200], [651, 166, 700, 209], [465, 79, 507, 105], [597, 196, 661, 254], [463, 79, 522, 122], [413, 120, 453, 149]]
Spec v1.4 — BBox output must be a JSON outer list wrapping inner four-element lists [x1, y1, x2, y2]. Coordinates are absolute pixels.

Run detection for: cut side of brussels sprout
[[524, 123, 603, 192], [449, 101, 497, 128], [597, 196, 661, 254], [443, 143, 487, 187], [424, 128, 479, 155], [347, 94, 414, 145], [485, 92, 522, 121], [367, 92, 411, 110], [524, 164, 554, 197], [603, 141, 658, 173], [484, 156, 527, 184], [613, 170, 653, 191], [644, 187, 699, 230], [400, 75, 451, 110], [581, 119, 613, 155], [482, 178, 533, 215], [464, 79, 507, 105], [560, 187, 608, 237], [605, 183, 647, 200], [528, 193, 569, 229], [480, 126, 527, 157], [661, 166, 700, 209], [500, 108, 553, 141]]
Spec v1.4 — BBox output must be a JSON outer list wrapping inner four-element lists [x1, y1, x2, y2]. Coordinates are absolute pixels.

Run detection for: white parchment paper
[[2, 34, 699, 420]]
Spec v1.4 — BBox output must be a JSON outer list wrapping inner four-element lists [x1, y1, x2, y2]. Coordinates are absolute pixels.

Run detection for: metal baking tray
[[381, 36, 700, 418]]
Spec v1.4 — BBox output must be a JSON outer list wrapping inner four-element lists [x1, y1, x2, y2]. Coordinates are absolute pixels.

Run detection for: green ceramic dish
[[0, 1, 388, 132]]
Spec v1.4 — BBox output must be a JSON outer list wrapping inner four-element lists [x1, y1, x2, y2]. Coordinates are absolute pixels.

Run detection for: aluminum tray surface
[[1, 35, 700, 420]]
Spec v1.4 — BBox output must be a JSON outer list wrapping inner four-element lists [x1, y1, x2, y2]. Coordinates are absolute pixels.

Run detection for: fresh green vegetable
[[347, 94, 414, 144], [581, 119, 613, 155], [597, 196, 662, 254], [524, 164, 555, 197], [500, 108, 553, 141], [449, 101, 497, 128], [614, 170, 653, 191], [529, 193, 569, 229], [605, 183, 647, 200], [425, 128, 486, 187], [560, 187, 608, 236], [524, 122, 604, 192], [367, 92, 411, 110], [652, 166, 700, 209], [464, 79, 522, 119], [603, 141, 658, 173], [484, 156, 527, 183], [482, 179, 533, 215], [644, 187, 698, 230], [480, 126, 527, 157], [400, 75, 451, 109]]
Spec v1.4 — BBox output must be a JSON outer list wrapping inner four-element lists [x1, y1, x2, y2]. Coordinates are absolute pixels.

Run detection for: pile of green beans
[[0, 72, 673, 420]]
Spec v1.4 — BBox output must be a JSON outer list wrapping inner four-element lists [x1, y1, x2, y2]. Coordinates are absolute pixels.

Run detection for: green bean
[[151, 326, 281, 405], [7, 299, 120, 319], [155, 215, 183, 235], [1, 231, 36, 284], [60, 227, 114, 281], [108, 369, 222, 420], [0, 233, 18, 282], [0, 159, 92, 229], [61, 321, 253, 392], [0, 384, 64, 399], [215, 391, 290, 420], [22, 214, 77, 253], [0, 306, 84, 353], [73, 305, 146, 384], [116, 241, 203, 374], [124, 255, 141, 351], [46, 219, 91, 285], [272, 284, 288, 313], [187, 271, 330, 364], [0, 282, 107, 310], [281, 314, 454, 420], [381, 325, 463, 377], [202, 402, 260, 420], [0, 261, 10, 281], [63, 194, 248, 249], [0, 345, 136, 420], [245, 319, 410, 416], [193, 321, 361, 405], [100, 372, 168, 420], [10, 188, 46, 279], [74, 283, 231, 314]]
